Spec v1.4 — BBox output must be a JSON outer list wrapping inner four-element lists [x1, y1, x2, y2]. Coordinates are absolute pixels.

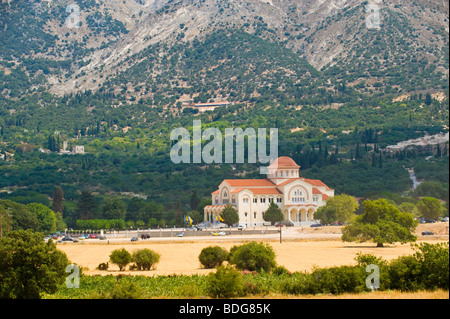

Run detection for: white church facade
[[204, 156, 334, 226]]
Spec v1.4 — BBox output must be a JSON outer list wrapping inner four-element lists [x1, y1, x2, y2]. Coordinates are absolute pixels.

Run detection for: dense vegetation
[[0, 1, 448, 229], [40, 241, 448, 299]]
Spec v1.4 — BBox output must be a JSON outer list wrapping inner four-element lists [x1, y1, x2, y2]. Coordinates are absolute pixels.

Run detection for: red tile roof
[[222, 179, 276, 187], [268, 156, 300, 169], [277, 178, 301, 186], [304, 179, 332, 190], [247, 188, 282, 195]]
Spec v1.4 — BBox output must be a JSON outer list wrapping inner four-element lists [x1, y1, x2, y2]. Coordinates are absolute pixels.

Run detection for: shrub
[[97, 262, 109, 271], [109, 248, 132, 271], [355, 253, 391, 290], [228, 242, 276, 273], [311, 266, 366, 294], [280, 272, 319, 295], [132, 248, 160, 270], [388, 255, 422, 291], [272, 265, 292, 276], [0, 230, 69, 299], [198, 246, 229, 268], [412, 242, 449, 290], [205, 265, 245, 298], [109, 280, 144, 299], [386, 242, 449, 292]]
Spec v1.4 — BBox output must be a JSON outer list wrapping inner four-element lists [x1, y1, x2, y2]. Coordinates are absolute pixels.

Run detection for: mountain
[[0, 0, 448, 209], [1, 0, 448, 100]]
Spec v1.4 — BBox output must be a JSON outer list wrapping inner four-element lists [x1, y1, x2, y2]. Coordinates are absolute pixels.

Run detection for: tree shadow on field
[[341, 244, 397, 249]]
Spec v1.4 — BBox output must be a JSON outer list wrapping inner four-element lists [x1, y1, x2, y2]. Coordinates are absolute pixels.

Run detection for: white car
[[237, 225, 246, 230]]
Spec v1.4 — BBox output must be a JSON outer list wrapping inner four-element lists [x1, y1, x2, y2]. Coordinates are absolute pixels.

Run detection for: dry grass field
[[57, 223, 449, 277]]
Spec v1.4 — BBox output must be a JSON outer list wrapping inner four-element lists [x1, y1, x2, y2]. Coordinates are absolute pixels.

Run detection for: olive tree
[[0, 230, 69, 299], [342, 199, 418, 247]]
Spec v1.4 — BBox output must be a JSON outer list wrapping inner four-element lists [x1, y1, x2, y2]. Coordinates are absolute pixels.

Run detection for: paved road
[[60, 227, 343, 244]]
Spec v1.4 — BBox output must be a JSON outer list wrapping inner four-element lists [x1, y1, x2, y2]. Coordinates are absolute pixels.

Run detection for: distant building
[[193, 101, 230, 108], [73, 145, 85, 154], [183, 101, 231, 113], [204, 156, 334, 227], [58, 141, 85, 155]]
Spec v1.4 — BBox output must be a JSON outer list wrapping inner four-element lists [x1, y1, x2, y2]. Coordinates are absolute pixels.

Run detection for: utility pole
[[279, 225, 282, 244]]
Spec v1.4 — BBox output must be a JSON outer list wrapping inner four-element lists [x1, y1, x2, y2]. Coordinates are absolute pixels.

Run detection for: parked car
[[310, 224, 322, 227], [441, 217, 449, 222], [419, 218, 436, 224], [422, 231, 434, 236], [275, 220, 294, 227], [177, 232, 184, 237], [89, 234, 97, 239], [99, 236, 107, 240], [237, 225, 246, 230], [131, 237, 139, 242], [61, 237, 74, 242]]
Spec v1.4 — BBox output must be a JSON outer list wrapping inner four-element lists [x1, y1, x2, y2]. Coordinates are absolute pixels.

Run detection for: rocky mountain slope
[[0, 0, 448, 102]]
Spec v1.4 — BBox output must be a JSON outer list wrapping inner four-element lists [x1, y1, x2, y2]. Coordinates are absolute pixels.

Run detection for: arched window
[[292, 188, 305, 203]]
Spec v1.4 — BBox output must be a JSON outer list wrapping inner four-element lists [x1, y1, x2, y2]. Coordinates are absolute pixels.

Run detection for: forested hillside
[[0, 0, 448, 228]]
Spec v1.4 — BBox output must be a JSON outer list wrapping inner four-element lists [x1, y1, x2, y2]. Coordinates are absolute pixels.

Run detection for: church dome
[[268, 156, 300, 169]]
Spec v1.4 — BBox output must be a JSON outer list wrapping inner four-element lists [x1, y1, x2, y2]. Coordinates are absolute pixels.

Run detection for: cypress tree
[[52, 186, 64, 216]]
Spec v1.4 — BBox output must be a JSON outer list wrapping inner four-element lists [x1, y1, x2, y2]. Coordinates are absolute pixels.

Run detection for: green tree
[[131, 248, 160, 270], [424, 93, 432, 106], [101, 197, 126, 220], [76, 190, 97, 220], [0, 230, 69, 299], [198, 246, 229, 268], [342, 199, 418, 247], [205, 265, 245, 298], [263, 201, 284, 225], [228, 241, 277, 272], [0, 199, 39, 233], [321, 194, 359, 224], [175, 200, 183, 227], [52, 186, 64, 216], [55, 211, 67, 232], [413, 181, 448, 200], [109, 248, 132, 271], [314, 205, 338, 225], [412, 242, 449, 290], [416, 197, 443, 220], [27, 203, 56, 234], [221, 204, 239, 227], [190, 190, 200, 211], [397, 202, 420, 218]]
